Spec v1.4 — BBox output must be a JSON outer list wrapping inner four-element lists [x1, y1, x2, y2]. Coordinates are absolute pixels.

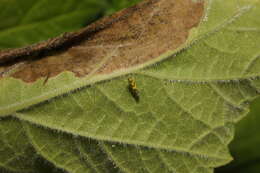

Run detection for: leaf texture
[[0, 0, 260, 173]]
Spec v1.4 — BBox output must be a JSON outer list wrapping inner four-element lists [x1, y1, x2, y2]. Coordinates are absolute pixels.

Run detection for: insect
[[128, 77, 139, 102]]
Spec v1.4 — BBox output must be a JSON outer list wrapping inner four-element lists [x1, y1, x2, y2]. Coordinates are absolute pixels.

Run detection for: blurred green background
[[0, 0, 140, 49], [0, 0, 259, 172], [216, 97, 260, 173]]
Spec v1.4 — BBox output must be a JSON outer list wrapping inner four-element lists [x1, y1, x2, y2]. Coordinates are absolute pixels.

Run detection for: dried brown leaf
[[0, 0, 204, 82]]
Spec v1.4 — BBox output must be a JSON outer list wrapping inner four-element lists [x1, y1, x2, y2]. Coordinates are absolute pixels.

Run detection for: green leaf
[[24, 123, 121, 173], [0, 117, 35, 172], [0, 117, 62, 173], [0, 0, 107, 49], [0, 0, 260, 173]]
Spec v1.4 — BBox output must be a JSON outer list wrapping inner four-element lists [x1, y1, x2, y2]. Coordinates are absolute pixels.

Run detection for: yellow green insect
[[128, 77, 139, 102]]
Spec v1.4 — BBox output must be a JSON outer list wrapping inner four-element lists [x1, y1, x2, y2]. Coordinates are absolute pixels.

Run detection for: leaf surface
[[0, 117, 35, 172], [0, 0, 205, 116], [0, 0, 260, 173], [0, 0, 106, 50]]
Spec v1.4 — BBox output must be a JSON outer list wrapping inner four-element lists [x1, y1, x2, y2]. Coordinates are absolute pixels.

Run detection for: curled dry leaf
[[0, 0, 204, 82]]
